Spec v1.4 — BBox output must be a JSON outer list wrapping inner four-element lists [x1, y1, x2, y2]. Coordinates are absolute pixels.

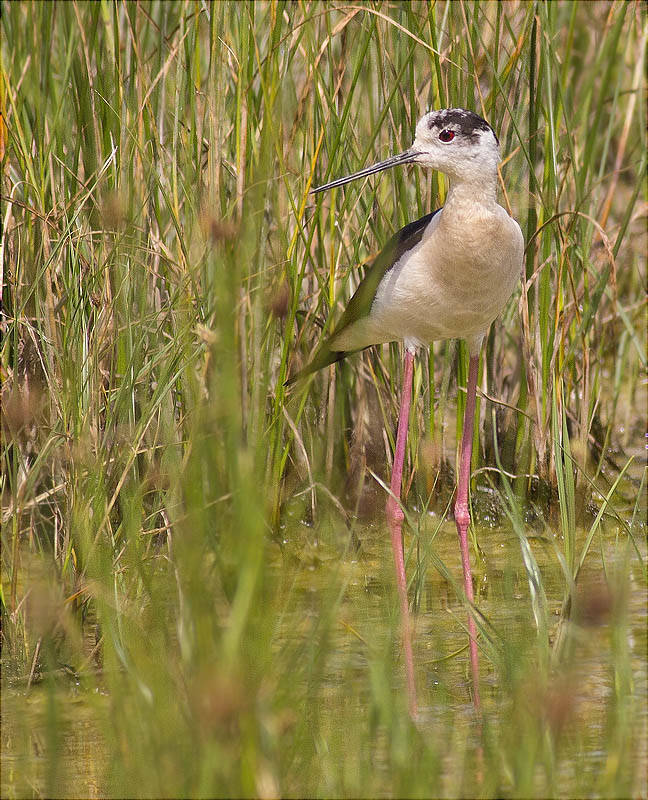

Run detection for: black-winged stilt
[[292, 108, 523, 716]]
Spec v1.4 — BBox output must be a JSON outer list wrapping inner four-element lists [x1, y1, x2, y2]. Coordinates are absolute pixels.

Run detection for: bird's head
[[312, 108, 500, 194], [411, 108, 500, 182]]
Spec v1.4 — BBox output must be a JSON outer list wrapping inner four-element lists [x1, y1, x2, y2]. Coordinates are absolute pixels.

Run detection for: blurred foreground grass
[[1, 1, 646, 797]]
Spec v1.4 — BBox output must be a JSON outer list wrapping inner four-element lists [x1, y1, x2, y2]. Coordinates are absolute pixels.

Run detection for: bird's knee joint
[[386, 497, 404, 525], [454, 502, 470, 531]]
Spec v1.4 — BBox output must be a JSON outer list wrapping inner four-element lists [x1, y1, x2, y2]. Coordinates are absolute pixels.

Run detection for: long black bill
[[311, 148, 421, 194]]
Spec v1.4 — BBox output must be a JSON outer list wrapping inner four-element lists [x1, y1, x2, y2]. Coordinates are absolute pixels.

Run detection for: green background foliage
[[1, 1, 645, 797]]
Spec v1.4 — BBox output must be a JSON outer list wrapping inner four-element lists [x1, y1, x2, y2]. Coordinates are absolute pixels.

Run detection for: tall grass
[[1, 1, 646, 797]]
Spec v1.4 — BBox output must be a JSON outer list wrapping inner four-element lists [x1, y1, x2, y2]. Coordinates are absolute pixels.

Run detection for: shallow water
[[2, 511, 646, 798]]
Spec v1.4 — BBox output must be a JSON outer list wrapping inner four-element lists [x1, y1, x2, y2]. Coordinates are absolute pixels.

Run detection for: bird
[[291, 108, 524, 717]]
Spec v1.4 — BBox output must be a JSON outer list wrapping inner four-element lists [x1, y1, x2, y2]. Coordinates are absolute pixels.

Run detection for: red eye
[[439, 129, 455, 143]]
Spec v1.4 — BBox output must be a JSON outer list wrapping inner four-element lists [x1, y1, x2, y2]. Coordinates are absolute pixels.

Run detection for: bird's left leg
[[454, 352, 481, 710], [385, 346, 417, 717]]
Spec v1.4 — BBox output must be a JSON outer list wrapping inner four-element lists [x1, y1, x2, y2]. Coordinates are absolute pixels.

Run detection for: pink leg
[[454, 353, 481, 711], [385, 347, 418, 718]]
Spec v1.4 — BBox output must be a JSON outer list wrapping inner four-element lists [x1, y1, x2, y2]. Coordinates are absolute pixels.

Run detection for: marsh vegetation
[[2, 2, 646, 797]]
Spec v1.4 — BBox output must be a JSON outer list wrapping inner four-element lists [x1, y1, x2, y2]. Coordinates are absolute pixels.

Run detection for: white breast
[[368, 204, 523, 349]]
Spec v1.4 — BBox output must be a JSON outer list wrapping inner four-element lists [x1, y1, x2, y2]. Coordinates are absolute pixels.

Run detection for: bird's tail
[[284, 344, 355, 387]]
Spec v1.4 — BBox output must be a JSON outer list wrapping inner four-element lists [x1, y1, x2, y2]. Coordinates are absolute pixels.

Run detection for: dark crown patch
[[428, 109, 498, 145]]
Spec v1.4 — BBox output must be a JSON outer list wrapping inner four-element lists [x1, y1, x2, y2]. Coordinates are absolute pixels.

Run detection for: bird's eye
[[439, 129, 455, 143]]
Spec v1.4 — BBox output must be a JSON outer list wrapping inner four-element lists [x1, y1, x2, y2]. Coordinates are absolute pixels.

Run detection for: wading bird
[[292, 109, 523, 716]]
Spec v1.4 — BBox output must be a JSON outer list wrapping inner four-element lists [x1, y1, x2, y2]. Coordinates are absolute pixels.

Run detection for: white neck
[[445, 170, 499, 208]]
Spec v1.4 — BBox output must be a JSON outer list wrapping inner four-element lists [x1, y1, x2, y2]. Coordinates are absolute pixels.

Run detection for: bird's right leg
[[454, 352, 481, 711], [385, 346, 417, 718]]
